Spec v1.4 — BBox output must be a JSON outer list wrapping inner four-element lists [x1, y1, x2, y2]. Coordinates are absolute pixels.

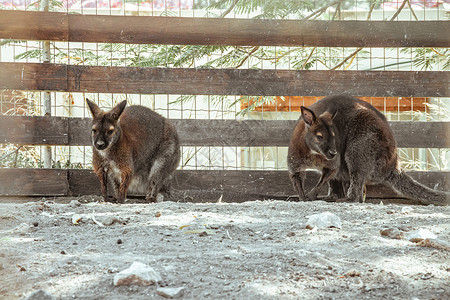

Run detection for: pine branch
[[303, 0, 344, 20], [331, 0, 406, 70], [235, 46, 260, 68], [220, 0, 240, 18]]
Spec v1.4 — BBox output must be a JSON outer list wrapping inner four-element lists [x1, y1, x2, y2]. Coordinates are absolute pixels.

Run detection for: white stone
[[113, 262, 161, 286], [406, 229, 437, 243], [401, 206, 413, 214], [25, 290, 56, 300], [305, 212, 342, 230], [156, 287, 186, 298]]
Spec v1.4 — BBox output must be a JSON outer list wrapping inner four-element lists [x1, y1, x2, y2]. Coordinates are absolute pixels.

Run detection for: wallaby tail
[[386, 169, 450, 206]]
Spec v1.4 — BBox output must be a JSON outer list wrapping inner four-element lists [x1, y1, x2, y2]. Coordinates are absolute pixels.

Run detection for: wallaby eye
[[316, 134, 323, 140], [92, 129, 97, 134], [107, 130, 114, 135]]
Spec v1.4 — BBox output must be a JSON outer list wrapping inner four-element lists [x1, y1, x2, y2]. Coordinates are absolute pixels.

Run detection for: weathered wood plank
[[1, 168, 448, 202], [0, 10, 68, 42], [0, 115, 68, 145], [389, 122, 450, 149], [0, 63, 68, 92], [0, 10, 448, 47], [1, 116, 449, 148], [0, 168, 68, 196], [0, 63, 448, 97]]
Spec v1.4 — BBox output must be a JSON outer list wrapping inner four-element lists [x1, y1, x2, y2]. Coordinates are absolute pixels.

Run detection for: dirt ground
[[0, 196, 449, 300]]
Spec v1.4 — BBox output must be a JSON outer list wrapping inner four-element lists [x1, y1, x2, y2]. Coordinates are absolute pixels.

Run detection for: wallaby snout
[[327, 149, 337, 159], [94, 140, 106, 150], [86, 98, 180, 203]]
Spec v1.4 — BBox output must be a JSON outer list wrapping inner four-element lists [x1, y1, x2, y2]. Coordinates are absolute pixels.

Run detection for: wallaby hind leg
[[146, 157, 177, 203], [343, 146, 370, 203], [337, 174, 366, 203], [323, 179, 345, 202]]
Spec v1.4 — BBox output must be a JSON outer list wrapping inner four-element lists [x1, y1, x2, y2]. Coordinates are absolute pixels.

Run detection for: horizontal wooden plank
[[0, 10, 448, 47], [0, 168, 68, 196], [0, 116, 448, 148], [0, 115, 68, 145], [1, 63, 448, 97], [0, 168, 448, 203]]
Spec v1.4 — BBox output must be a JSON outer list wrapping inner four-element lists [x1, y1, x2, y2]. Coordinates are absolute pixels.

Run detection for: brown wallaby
[[288, 95, 450, 206], [86, 99, 180, 203], [287, 106, 341, 201]]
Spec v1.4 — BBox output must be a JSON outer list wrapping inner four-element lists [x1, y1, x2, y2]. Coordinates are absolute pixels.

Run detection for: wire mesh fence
[[0, 0, 449, 171]]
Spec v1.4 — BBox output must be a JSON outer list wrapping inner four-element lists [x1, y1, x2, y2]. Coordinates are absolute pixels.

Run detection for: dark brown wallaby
[[288, 95, 450, 206], [287, 106, 340, 201], [86, 99, 180, 203]]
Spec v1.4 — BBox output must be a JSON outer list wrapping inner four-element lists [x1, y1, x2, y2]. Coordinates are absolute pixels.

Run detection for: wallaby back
[[86, 99, 180, 203], [295, 95, 449, 206]]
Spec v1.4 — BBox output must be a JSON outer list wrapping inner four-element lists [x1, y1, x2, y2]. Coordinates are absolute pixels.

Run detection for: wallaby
[[288, 95, 450, 206], [287, 106, 341, 201], [86, 99, 180, 203]]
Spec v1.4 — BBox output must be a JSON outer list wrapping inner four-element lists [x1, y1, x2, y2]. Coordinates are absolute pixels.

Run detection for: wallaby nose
[[95, 140, 106, 149], [328, 150, 337, 158]]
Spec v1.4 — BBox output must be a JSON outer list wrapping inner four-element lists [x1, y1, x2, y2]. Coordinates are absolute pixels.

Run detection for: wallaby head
[[300, 106, 337, 161], [86, 99, 127, 151]]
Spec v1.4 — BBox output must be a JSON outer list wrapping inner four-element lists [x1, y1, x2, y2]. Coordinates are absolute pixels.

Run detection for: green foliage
[[5, 0, 449, 115], [400, 48, 449, 71]]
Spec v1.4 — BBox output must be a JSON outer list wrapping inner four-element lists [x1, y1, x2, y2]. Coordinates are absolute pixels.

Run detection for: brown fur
[[287, 106, 340, 201], [86, 99, 180, 203], [288, 95, 449, 206]]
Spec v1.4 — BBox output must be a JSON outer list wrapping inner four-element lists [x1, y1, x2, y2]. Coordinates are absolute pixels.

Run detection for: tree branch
[[220, 0, 240, 18], [331, 0, 408, 70]]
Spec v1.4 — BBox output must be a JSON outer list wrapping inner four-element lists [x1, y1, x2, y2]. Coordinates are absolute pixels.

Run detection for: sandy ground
[[0, 196, 449, 300]]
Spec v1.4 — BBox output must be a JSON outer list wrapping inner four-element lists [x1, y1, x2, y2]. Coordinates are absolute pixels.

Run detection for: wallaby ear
[[110, 100, 127, 120], [319, 110, 335, 127], [86, 98, 102, 118], [301, 106, 316, 126]]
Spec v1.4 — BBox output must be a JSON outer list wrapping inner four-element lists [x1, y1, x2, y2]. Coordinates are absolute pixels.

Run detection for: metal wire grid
[[0, 0, 448, 171]]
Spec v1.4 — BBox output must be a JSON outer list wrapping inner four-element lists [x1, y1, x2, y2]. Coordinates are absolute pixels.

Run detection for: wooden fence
[[0, 10, 449, 202]]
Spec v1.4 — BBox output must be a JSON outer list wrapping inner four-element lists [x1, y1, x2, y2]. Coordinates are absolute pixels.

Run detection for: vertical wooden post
[[40, 0, 52, 168]]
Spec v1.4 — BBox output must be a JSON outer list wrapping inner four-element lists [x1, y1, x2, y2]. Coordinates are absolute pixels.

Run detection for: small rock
[[13, 223, 33, 235], [69, 200, 81, 207], [72, 214, 82, 225], [380, 228, 404, 239], [32, 222, 39, 227], [24, 289, 56, 300], [102, 216, 125, 226], [401, 206, 413, 214], [306, 212, 341, 230], [287, 232, 296, 237], [117, 239, 123, 244], [344, 269, 361, 277], [417, 238, 450, 251], [60, 250, 66, 255], [198, 231, 208, 237], [155, 211, 162, 218], [156, 287, 186, 298], [406, 229, 437, 243], [113, 262, 161, 286]]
